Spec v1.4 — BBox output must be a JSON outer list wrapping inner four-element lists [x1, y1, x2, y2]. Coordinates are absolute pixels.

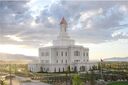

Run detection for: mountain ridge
[[103, 57, 128, 62]]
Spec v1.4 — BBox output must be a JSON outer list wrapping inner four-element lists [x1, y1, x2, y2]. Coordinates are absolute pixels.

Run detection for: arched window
[[61, 51, 63, 56], [47, 68, 49, 72], [40, 67, 43, 72], [86, 53, 88, 56], [56, 60, 58, 63], [66, 60, 67, 64], [63, 68, 64, 72], [65, 52, 68, 56], [59, 68, 60, 72], [83, 52, 85, 56], [54, 68, 56, 72]]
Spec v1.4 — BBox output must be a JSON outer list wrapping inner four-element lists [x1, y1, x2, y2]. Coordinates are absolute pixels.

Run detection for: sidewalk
[[15, 76, 51, 85]]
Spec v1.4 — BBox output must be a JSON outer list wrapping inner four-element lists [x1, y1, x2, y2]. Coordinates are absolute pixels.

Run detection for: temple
[[28, 17, 94, 72]]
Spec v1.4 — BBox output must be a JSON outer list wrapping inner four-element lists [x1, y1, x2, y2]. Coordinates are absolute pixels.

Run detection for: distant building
[[28, 17, 95, 72]]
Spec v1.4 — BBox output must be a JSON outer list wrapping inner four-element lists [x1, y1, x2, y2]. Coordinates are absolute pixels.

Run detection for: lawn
[[107, 81, 128, 85]]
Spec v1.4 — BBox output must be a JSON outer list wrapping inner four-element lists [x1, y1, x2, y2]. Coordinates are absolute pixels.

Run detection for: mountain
[[0, 53, 38, 64], [103, 57, 128, 62]]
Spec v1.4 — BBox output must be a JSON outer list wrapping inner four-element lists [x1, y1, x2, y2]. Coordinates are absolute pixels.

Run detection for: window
[[56, 51, 58, 56], [65, 52, 68, 56], [74, 51, 80, 56], [54, 68, 56, 72], [41, 52, 44, 56], [83, 52, 85, 56], [41, 60, 44, 63], [86, 53, 88, 56], [61, 51, 63, 56], [47, 68, 49, 71], [45, 60, 49, 64], [63, 68, 64, 72], [66, 60, 67, 64], [62, 60, 63, 63], [56, 60, 58, 63], [46, 52, 49, 56], [74, 60, 80, 63], [59, 68, 60, 72]]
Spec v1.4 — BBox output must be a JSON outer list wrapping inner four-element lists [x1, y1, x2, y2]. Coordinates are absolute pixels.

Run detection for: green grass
[[107, 81, 128, 85]]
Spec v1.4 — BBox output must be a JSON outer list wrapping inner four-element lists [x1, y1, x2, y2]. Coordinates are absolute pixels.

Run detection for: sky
[[0, 0, 128, 60]]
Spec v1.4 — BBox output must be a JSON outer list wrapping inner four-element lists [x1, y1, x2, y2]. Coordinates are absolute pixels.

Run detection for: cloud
[[0, 0, 128, 47], [4, 35, 23, 42], [112, 28, 128, 39]]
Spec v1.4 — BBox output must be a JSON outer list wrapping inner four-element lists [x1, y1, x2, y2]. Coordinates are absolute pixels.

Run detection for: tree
[[72, 75, 83, 85]]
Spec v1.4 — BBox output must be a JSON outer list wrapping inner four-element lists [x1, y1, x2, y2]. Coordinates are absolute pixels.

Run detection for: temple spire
[[60, 17, 67, 32], [60, 17, 67, 25]]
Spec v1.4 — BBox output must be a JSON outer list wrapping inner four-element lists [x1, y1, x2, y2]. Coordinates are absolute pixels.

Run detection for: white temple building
[[28, 17, 95, 72]]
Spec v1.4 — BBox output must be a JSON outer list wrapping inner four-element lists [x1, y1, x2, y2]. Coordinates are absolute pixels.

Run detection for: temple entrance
[[74, 66, 77, 72], [80, 66, 85, 72]]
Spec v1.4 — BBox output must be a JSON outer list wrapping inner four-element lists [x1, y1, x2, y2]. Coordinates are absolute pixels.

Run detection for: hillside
[[0, 53, 38, 64]]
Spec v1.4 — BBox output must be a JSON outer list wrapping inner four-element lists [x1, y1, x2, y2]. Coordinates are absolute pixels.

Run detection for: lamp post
[[9, 64, 12, 85], [100, 59, 104, 80]]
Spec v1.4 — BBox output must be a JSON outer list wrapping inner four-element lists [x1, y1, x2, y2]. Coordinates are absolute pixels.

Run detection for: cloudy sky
[[0, 0, 128, 60]]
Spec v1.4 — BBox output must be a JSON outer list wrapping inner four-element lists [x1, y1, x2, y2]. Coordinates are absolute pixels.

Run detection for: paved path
[[5, 76, 51, 85], [16, 76, 51, 85], [21, 82, 50, 85], [6, 79, 20, 85]]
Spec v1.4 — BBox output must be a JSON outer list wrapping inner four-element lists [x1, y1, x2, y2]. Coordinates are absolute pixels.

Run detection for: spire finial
[[60, 17, 67, 25]]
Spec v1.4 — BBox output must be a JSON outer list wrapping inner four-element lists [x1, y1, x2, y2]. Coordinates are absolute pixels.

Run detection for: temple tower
[[53, 17, 75, 46]]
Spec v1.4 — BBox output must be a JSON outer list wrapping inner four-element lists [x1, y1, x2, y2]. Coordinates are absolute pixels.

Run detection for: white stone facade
[[28, 17, 94, 73]]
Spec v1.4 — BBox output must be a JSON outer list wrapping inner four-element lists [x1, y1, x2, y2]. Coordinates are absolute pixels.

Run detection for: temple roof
[[60, 17, 67, 25]]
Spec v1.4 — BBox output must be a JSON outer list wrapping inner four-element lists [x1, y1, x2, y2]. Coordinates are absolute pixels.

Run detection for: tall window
[[62, 60, 63, 63], [56, 51, 58, 56], [54, 68, 56, 72], [63, 68, 64, 72], [86, 53, 88, 56], [83, 52, 85, 56], [59, 68, 60, 72], [65, 52, 68, 56], [74, 51, 80, 56], [66, 60, 67, 64], [56, 60, 58, 63], [61, 51, 63, 56]]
